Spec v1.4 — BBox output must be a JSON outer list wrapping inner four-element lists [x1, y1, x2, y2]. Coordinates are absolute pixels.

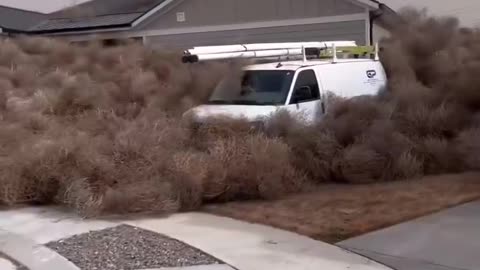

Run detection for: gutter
[[369, 8, 383, 44], [0, 26, 31, 36], [28, 23, 132, 35]]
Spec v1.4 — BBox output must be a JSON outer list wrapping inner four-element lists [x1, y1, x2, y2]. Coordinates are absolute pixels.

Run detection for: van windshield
[[208, 70, 295, 105]]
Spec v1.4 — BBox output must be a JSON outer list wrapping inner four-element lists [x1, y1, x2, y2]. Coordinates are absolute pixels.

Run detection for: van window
[[208, 70, 295, 105], [289, 70, 320, 104]]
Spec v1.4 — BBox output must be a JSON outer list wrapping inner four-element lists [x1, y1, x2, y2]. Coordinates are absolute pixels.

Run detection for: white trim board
[[346, 0, 379, 9], [135, 13, 367, 37], [131, 0, 177, 27]]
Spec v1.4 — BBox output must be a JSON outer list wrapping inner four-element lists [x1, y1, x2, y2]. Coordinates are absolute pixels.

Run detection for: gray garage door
[[146, 20, 366, 50]]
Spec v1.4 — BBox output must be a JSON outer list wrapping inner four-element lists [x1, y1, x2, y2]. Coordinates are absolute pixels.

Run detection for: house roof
[[50, 0, 166, 18], [11, 0, 394, 34], [30, 13, 141, 32], [29, 0, 171, 34], [0, 5, 46, 32]]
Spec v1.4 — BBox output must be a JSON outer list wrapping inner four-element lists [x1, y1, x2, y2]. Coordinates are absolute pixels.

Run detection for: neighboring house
[[1, 0, 399, 49], [381, 0, 480, 27]]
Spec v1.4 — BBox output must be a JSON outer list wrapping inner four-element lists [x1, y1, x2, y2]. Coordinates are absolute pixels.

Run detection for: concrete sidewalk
[[126, 213, 392, 270], [338, 201, 480, 270], [0, 206, 391, 270]]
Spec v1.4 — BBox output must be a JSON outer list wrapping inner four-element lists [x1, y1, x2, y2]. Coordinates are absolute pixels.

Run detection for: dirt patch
[[204, 172, 480, 243]]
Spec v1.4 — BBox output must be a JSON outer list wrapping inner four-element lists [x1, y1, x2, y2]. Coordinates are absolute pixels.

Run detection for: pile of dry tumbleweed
[[0, 10, 479, 216]]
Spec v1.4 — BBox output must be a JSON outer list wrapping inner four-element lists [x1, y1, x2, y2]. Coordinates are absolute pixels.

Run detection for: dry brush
[[1, 9, 480, 216]]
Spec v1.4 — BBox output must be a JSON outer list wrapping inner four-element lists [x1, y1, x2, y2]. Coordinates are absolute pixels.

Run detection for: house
[[380, 0, 480, 27], [1, 0, 399, 49]]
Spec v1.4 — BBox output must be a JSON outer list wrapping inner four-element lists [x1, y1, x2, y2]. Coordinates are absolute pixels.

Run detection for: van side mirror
[[292, 86, 313, 103]]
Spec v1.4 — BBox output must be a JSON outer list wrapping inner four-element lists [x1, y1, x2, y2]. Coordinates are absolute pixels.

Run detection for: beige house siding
[[372, 23, 390, 44], [137, 0, 365, 30], [134, 0, 370, 48], [38, 0, 379, 48]]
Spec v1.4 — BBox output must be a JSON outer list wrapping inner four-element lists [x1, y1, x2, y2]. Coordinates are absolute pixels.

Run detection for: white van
[[182, 41, 387, 124]]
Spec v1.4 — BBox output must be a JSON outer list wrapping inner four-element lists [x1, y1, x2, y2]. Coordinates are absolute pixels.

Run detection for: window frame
[[287, 69, 321, 105]]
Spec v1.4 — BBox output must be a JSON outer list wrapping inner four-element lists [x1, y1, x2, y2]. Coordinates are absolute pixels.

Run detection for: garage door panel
[[147, 20, 366, 49]]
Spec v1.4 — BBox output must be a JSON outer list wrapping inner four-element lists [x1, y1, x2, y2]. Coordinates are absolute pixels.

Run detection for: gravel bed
[[0, 252, 28, 270], [46, 224, 221, 270]]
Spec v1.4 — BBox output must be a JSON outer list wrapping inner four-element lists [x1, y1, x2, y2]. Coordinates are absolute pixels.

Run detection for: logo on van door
[[366, 70, 377, 78], [364, 69, 383, 86]]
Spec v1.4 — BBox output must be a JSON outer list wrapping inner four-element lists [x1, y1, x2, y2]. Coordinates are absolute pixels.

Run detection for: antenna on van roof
[[302, 45, 307, 63], [374, 42, 380, 61], [332, 43, 338, 63]]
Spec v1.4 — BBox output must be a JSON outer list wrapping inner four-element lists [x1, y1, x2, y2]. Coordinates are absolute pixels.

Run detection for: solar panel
[[30, 12, 142, 32]]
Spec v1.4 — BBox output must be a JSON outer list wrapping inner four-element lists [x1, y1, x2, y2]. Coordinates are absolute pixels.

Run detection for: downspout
[[369, 3, 404, 44], [369, 16, 374, 45], [369, 8, 383, 45]]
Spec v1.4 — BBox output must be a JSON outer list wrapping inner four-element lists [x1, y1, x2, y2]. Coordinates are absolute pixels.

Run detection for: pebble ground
[[46, 224, 221, 270]]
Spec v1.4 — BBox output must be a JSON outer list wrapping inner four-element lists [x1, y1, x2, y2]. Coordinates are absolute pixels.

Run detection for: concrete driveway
[[338, 201, 480, 270]]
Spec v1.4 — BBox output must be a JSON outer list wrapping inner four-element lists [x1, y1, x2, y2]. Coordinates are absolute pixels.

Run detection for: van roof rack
[[182, 41, 380, 64]]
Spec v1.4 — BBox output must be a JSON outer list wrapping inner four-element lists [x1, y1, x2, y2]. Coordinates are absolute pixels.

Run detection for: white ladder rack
[[182, 41, 379, 63]]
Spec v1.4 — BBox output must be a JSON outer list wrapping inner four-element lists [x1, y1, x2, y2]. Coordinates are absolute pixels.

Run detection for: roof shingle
[[51, 0, 167, 18], [0, 5, 46, 31], [27, 0, 169, 33], [30, 13, 142, 32]]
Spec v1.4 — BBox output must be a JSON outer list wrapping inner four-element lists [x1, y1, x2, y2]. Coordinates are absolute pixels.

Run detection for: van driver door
[[284, 69, 323, 124]]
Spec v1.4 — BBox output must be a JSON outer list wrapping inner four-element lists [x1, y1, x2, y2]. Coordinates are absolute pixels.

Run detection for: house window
[[101, 37, 143, 47]]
